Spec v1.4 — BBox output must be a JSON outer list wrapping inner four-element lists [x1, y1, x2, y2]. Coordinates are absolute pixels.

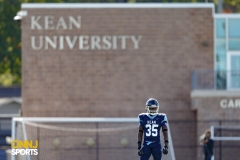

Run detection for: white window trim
[[227, 51, 240, 90], [214, 14, 240, 18]]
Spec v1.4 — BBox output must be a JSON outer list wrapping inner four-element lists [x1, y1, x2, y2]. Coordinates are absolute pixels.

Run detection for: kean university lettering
[[30, 15, 142, 51], [31, 16, 81, 30], [31, 35, 142, 50]]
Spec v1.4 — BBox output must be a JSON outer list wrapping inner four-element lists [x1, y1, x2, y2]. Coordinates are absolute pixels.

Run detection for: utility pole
[[218, 0, 223, 13]]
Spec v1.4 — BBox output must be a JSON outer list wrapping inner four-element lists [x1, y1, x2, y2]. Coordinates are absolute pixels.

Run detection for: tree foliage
[[0, 0, 21, 86], [0, 0, 239, 86]]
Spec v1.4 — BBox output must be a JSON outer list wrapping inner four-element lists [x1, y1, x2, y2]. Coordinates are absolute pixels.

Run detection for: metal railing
[[192, 70, 240, 90]]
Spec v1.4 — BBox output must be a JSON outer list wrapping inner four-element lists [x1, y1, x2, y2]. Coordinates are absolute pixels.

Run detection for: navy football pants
[[140, 143, 162, 160]]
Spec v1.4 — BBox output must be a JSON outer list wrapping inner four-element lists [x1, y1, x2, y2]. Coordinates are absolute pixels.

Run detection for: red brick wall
[[21, 5, 214, 160], [22, 7, 213, 118]]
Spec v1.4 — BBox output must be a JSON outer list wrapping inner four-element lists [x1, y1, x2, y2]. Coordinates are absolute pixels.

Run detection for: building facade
[[19, 3, 240, 160], [192, 14, 240, 160]]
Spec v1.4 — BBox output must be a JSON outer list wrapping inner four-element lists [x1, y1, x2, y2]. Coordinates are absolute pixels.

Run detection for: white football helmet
[[145, 98, 159, 115]]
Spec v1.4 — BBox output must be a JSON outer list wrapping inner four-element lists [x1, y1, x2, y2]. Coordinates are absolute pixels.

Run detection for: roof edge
[[21, 3, 215, 9]]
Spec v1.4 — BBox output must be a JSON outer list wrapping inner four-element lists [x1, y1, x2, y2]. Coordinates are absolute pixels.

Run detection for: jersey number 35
[[145, 124, 159, 137]]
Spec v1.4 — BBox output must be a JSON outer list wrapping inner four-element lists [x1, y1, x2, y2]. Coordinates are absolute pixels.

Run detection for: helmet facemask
[[146, 106, 159, 115], [145, 98, 159, 116]]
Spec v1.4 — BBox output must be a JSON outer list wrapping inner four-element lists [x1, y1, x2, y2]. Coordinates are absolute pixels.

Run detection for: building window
[[228, 19, 240, 38], [216, 19, 226, 38], [215, 16, 240, 90]]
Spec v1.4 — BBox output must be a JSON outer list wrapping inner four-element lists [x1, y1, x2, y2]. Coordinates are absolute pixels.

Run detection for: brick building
[[17, 3, 240, 160]]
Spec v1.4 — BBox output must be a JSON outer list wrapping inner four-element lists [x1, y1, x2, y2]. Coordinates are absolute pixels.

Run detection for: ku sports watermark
[[11, 140, 38, 155]]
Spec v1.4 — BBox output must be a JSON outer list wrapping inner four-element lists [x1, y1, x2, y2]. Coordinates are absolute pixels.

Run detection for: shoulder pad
[[139, 113, 147, 116], [138, 113, 147, 119], [158, 113, 166, 116]]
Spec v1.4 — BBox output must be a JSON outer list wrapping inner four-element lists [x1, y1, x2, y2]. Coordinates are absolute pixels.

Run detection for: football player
[[137, 98, 169, 160]]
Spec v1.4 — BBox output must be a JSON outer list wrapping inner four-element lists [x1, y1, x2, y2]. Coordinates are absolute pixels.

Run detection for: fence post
[[96, 122, 99, 160], [219, 120, 222, 160], [37, 127, 39, 160]]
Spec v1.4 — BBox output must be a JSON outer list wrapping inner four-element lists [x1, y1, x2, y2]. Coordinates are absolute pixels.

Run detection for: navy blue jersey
[[138, 113, 167, 143]]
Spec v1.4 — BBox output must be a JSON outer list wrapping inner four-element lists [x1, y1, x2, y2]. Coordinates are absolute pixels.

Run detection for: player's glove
[[138, 149, 144, 157], [162, 146, 168, 155], [137, 141, 144, 156]]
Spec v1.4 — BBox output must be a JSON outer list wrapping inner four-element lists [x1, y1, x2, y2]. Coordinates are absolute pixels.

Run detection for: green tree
[[222, 0, 240, 13], [0, 0, 22, 86]]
